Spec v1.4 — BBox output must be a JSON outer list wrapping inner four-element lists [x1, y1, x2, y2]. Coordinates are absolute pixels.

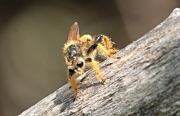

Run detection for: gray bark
[[19, 8, 180, 116]]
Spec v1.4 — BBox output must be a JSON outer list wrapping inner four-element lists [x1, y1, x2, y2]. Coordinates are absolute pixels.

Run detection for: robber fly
[[63, 22, 119, 100]]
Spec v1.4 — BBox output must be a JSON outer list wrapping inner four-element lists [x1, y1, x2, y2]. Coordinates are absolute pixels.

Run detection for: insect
[[63, 22, 119, 100]]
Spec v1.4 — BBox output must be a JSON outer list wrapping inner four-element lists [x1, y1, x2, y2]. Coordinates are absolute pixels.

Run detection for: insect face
[[68, 58, 85, 76]]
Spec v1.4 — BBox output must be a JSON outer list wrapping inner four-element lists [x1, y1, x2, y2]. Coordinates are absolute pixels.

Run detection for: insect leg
[[68, 67, 78, 100], [98, 44, 118, 59], [87, 34, 119, 59], [85, 58, 105, 84], [102, 35, 119, 54]]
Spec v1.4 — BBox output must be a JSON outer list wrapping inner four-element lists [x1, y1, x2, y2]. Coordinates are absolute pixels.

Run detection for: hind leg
[[100, 35, 119, 58], [98, 44, 119, 59], [86, 34, 120, 59]]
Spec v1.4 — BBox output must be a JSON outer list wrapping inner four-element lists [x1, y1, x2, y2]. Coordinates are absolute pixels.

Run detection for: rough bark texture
[[19, 8, 180, 116]]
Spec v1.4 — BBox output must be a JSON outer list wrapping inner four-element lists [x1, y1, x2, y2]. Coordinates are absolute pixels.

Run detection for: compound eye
[[77, 61, 84, 67]]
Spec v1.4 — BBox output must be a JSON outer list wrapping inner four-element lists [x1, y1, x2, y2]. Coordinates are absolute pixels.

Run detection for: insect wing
[[67, 22, 80, 42]]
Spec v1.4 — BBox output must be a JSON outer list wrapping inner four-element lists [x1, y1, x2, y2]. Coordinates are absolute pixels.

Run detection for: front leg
[[85, 58, 105, 84], [68, 66, 78, 101]]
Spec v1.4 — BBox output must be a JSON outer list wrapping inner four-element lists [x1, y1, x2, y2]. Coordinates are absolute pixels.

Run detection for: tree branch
[[19, 8, 180, 116]]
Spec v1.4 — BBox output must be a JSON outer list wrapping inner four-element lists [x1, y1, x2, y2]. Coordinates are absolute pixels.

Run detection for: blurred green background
[[0, 0, 179, 115]]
